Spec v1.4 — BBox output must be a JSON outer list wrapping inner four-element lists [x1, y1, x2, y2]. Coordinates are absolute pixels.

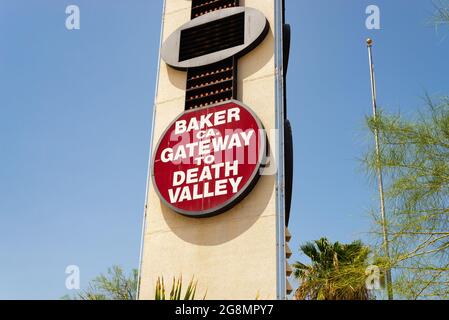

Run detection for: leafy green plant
[[63, 266, 138, 300], [155, 276, 205, 300], [433, 0, 449, 29], [364, 97, 449, 299]]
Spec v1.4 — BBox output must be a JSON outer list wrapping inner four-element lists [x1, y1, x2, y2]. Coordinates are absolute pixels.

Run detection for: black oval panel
[[161, 7, 269, 70]]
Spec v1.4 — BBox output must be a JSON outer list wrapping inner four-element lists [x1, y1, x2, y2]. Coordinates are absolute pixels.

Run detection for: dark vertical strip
[[231, 56, 238, 100], [282, 1, 293, 226]]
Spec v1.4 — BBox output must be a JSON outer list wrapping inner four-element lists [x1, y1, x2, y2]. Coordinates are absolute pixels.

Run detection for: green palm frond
[[155, 276, 203, 300], [294, 238, 374, 300]]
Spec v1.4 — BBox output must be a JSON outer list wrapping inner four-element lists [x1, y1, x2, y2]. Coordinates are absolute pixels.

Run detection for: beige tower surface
[[138, 0, 283, 300]]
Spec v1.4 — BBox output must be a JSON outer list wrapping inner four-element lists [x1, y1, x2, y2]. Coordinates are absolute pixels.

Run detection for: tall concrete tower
[[138, 0, 293, 300]]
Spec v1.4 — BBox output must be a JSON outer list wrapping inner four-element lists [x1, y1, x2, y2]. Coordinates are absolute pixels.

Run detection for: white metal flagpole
[[366, 38, 394, 300]]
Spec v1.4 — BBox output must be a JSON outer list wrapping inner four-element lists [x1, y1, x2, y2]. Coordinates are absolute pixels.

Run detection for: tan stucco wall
[[138, 0, 279, 300]]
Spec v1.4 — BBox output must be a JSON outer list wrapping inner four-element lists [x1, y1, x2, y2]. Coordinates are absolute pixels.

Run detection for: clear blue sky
[[0, 0, 448, 299]]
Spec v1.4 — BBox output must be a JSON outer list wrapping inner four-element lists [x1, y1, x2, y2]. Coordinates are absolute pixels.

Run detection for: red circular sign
[[152, 101, 266, 217]]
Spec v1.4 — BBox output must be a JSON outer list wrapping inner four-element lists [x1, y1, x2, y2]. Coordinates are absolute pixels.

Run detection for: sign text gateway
[[152, 101, 266, 217]]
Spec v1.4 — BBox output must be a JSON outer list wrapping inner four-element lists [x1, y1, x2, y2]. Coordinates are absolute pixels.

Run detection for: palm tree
[[293, 238, 373, 300]]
